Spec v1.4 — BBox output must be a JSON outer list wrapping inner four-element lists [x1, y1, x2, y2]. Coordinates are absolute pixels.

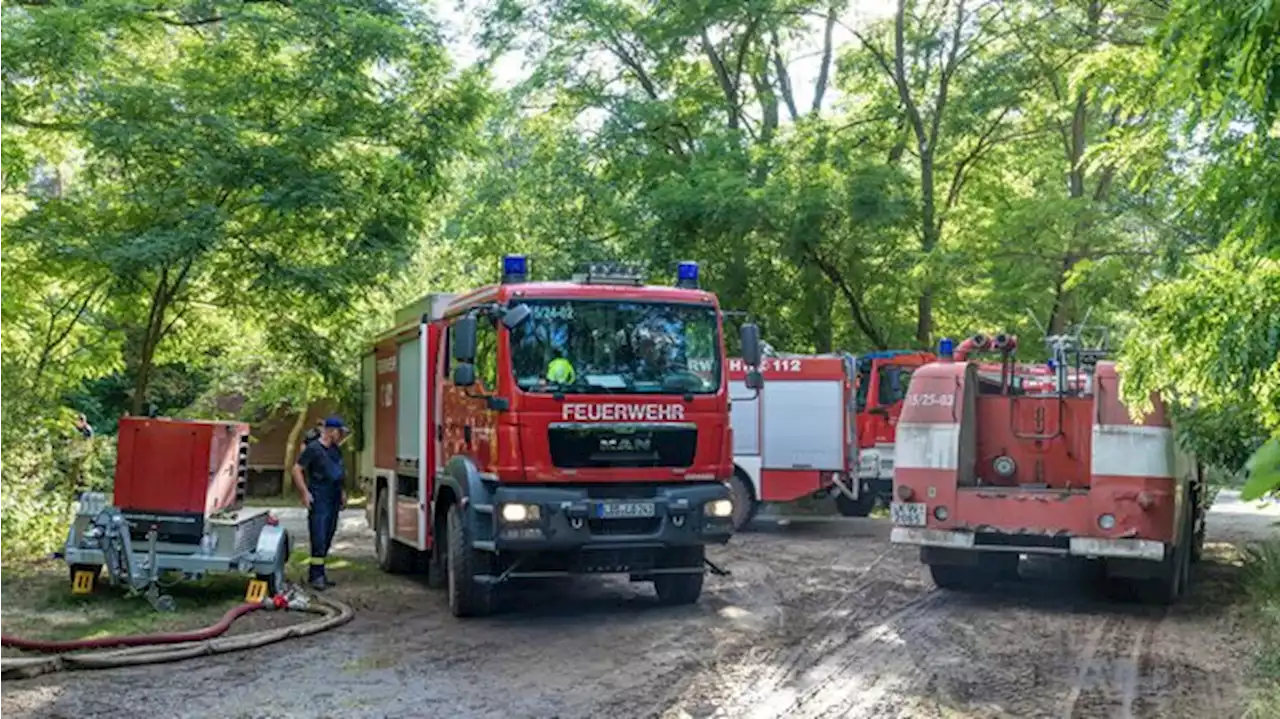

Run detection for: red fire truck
[[849, 350, 936, 513], [889, 332, 1207, 604], [357, 258, 763, 617], [724, 354, 864, 527]]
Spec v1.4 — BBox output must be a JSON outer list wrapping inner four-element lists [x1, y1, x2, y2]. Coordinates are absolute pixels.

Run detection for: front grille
[[548, 424, 697, 468], [585, 484, 660, 499], [588, 517, 662, 536]]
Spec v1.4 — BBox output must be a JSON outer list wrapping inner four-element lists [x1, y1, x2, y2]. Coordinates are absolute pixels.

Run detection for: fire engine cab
[[851, 350, 936, 510], [725, 353, 871, 526], [358, 257, 763, 616]]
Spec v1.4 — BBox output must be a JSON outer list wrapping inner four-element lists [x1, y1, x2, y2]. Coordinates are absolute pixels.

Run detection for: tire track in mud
[[1061, 608, 1166, 719], [715, 546, 919, 714]]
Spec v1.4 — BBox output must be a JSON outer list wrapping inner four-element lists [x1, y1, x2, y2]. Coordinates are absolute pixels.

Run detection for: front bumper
[[484, 482, 734, 552], [889, 527, 1166, 562]]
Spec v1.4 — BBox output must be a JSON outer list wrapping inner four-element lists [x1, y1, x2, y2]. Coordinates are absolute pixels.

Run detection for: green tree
[[3, 0, 486, 416]]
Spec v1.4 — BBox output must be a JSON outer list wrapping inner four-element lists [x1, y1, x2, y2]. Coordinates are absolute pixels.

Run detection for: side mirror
[[452, 363, 476, 387], [452, 316, 477, 363], [740, 323, 763, 368], [745, 370, 763, 391], [502, 303, 532, 329]]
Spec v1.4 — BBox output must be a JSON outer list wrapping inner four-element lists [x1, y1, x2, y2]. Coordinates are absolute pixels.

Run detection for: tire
[[835, 484, 877, 518], [256, 534, 290, 596], [929, 563, 988, 591], [375, 490, 418, 574], [1137, 503, 1192, 605], [653, 546, 705, 605], [928, 553, 1012, 590], [727, 472, 758, 530], [446, 503, 493, 617], [1191, 481, 1207, 564]]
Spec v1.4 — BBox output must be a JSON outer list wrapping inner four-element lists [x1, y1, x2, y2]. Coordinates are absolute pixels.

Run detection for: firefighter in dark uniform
[[291, 416, 348, 590]]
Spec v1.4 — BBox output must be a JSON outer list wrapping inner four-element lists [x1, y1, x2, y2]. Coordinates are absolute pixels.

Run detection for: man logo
[[599, 437, 653, 453]]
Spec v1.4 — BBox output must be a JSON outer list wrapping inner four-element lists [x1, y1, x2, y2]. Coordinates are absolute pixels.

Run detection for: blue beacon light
[[502, 254, 528, 284], [938, 336, 955, 360], [676, 261, 699, 288]]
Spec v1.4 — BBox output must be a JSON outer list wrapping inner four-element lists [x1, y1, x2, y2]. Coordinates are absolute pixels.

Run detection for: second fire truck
[[890, 331, 1207, 604], [357, 257, 762, 616]]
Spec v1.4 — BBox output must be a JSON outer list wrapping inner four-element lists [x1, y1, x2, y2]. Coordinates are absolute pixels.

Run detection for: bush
[[0, 408, 115, 562], [1243, 541, 1280, 718]]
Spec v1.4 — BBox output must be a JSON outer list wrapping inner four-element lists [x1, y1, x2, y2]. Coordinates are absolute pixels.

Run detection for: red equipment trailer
[[725, 354, 864, 527], [849, 350, 936, 512], [357, 258, 763, 616], [63, 418, 291, 609], [889, 332, 1207, 604]]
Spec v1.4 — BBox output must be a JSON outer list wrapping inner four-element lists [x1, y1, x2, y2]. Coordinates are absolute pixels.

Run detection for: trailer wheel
[[256, 534, 289, 596], [653, 546, 705, 606], [375, 490, 418, 575], [728, 472, 758, 530], [446, 503, 493, 617]]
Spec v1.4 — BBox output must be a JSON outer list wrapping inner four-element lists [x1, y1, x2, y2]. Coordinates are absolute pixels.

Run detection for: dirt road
[[3, 494, 1274, 719]]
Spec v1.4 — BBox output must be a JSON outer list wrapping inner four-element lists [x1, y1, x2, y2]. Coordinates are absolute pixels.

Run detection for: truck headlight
[[500, 503, 541, 523], [704, 499, 734, 518]]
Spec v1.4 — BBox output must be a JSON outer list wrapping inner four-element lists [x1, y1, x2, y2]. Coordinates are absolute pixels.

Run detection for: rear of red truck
[[888, 334, 1207, 604]]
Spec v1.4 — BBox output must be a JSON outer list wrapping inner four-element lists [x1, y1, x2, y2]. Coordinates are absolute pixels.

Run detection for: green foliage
[[1242, 541, 1280, 717]]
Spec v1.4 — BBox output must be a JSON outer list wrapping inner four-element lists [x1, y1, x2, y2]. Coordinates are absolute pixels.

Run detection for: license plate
[[594, 501, 656, 519], [890, 502, 927, 527]]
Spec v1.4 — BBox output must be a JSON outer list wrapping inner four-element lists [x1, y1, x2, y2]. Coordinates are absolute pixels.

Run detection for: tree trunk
[[281, 390, 311, 497]]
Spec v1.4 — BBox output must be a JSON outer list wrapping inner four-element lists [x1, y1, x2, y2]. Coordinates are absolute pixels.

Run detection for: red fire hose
[[1, 601, 265, 653], [1, 594, 353, 680]]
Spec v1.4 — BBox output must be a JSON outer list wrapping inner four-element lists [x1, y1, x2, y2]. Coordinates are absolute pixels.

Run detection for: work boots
[[307, 562, 337, 591]]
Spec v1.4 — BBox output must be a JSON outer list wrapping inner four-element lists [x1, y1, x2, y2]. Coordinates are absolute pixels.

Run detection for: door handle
[[436, 424, 443, 441]]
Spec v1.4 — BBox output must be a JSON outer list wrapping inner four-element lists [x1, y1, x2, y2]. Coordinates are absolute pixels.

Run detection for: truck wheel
[[375, 490, 418, 574], [728, 472, 757, 530], [446, 503, 493, 618], [835, 485, 877, 518], [929, 563, 984, 590], [1191, 482, 1207, 564], [653, 547, 705, 606], [1138, 504, 1192, 605]]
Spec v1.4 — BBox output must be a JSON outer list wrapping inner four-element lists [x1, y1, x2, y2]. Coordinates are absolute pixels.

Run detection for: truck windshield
[[509, 300, 721, 395]]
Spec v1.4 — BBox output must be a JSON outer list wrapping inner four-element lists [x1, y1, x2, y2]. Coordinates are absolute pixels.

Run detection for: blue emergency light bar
[[938, 336, 955, 359], [502, 254, 528, 284], [676, 261, 699, 289]]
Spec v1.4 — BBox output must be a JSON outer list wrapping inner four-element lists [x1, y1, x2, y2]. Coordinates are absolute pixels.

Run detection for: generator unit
[[64, 417, 291, 609]]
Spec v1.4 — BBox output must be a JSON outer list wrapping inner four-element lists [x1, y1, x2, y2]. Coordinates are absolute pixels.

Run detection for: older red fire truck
[[890, 331, 1207, 604], [357, 257, 762, 616], [725, 354, 862, 527], [850, 350, 936, 512]]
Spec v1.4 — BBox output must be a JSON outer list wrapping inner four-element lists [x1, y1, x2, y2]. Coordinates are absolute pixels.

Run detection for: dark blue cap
[[323, 416, 348, 430]]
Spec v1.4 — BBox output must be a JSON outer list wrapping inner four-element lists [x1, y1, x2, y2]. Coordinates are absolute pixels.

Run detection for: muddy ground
[[3, 492, 1275, 719]]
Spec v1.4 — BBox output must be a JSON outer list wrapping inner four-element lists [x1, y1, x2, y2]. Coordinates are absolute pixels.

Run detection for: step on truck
[[889, 331, 1207, 604], [357, 257, 763, 616], [725, 353, 870, 527]]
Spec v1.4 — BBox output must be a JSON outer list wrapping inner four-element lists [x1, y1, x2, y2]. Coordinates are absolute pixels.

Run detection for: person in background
[[302, 419, 323, 444], [291, 416, 349, 590]]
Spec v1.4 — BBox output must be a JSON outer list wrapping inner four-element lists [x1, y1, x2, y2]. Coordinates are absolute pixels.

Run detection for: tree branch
[[811, 3, 838, 115]]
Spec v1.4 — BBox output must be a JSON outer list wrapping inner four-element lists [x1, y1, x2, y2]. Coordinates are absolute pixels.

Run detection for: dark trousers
[[307, 481, 342, 580]]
